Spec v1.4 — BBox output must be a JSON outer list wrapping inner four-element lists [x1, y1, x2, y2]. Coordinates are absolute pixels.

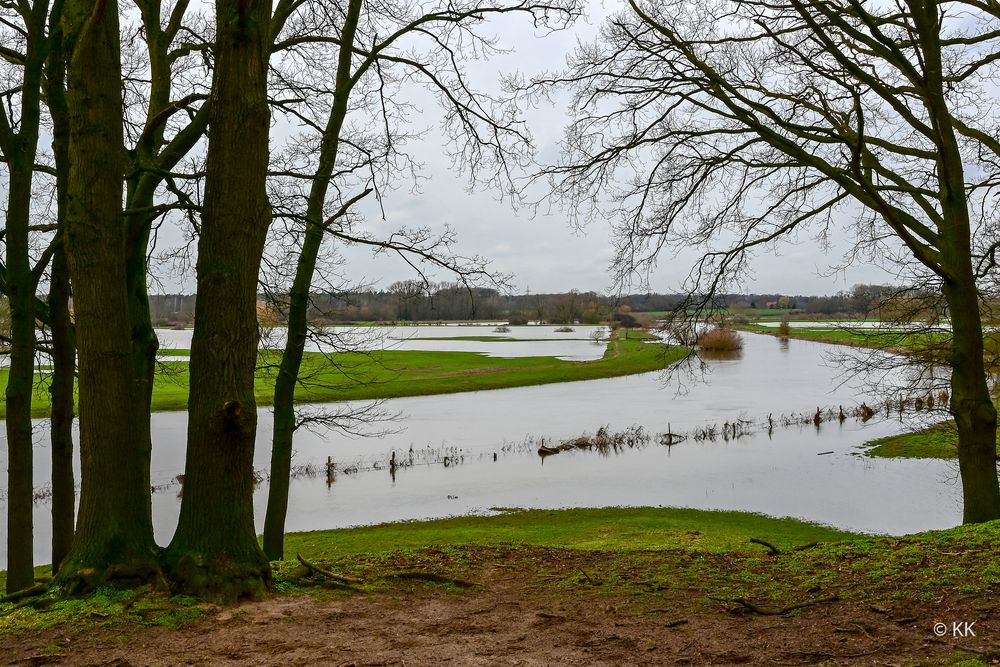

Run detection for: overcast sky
[[153, 0, 901, 297]]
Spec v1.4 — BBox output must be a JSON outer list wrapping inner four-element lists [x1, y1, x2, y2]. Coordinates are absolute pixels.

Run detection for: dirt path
[[2, 548, 995, 666]]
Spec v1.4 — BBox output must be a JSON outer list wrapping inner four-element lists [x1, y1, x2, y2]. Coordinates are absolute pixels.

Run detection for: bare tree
[[0, 0, 57, 593], [529, 0, 1000, 521], [258, 0, 577, 559]]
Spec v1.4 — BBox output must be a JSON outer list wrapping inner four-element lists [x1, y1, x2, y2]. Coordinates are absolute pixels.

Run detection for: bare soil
[[2, 548, 996, 666]]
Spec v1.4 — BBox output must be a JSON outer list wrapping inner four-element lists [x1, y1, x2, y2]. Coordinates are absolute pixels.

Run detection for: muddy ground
[[2, 547, 997, 666]]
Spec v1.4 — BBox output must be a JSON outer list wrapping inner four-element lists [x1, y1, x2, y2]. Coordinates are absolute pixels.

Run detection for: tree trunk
[[917, 5, 1000, 522], [125, 190, 159, 514], [262, 0, 362, 562], [163, 0, 272, 600], [5, 159, 38, 594], [56, 0, 162, 592], [45, 8, 76, 573], [942, 265, 1000, 523], [3, 0, 52, 594], [48, 244, 76, 574]]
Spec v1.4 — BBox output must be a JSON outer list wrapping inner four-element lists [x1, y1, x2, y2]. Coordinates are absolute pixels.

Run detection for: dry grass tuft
[[697, 326, 744, 351]]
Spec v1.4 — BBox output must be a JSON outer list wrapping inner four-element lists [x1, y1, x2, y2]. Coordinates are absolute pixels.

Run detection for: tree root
[[295, 554, 363, 584], [709, 595, 840, 615], [0, 583, 48, 604]]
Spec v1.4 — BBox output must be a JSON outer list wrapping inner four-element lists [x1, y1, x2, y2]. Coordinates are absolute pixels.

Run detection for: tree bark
[[48, 245, 76, 573], [163, 0, 272, 600], [3, 0, 52, 594], [916, 3, 1000, 522], [5, 158, 39, 594], [56, 0, 162, 592], [262, 0, 363, 562], [44, 1, 77, 573]]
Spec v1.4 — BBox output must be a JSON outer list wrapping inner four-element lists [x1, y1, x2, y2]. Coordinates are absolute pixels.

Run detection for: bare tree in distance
[[525, 0, 1000, 521]]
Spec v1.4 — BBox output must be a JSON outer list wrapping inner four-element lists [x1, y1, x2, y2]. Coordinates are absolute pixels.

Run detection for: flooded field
[[0, 329, 962, 568]]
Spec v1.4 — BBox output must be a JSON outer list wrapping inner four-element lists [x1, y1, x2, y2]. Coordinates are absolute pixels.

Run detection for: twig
[[749, 538, 781, 555], [578, 568, 599, 585], [296, 553, 363, 584], [379, 572, 477, 588], [665, 618, 689, 628], [709, 595, 840, 616]]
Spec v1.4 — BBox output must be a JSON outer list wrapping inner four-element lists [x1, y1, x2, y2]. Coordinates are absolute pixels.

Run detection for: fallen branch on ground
[[378, 571, 477, 588], [749, 538, 780, 555], [709, 595, 840, 615], [296, 554, 364, 584]]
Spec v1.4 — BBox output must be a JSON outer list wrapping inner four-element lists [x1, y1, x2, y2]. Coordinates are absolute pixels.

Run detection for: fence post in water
[[326, 456, 335, 487]]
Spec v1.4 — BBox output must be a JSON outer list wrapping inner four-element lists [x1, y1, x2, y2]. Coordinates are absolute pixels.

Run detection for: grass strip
[[0, 332, 687, 418]]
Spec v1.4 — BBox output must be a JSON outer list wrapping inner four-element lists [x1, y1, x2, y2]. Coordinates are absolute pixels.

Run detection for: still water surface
[[0, 331, 963, 568]]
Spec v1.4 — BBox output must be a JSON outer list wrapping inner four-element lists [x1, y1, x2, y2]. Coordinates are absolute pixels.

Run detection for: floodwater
[[159, 324, 610, 361], [0, 330, 967, 569]]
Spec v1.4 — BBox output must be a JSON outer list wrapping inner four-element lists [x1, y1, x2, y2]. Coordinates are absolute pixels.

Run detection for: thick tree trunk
[[920, 11, 1000, 522], [56, 0, 162, 592], [262, 0, 362, 562], [942, 273, 1000, 523], [163, 0, 272, 600]]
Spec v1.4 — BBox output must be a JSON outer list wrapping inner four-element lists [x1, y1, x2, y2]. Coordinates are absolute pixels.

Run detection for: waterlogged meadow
[[0, 327, 963, 569]]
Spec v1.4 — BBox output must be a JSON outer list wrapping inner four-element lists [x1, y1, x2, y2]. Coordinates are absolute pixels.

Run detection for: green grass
[[0, 582, 207, 634], [0, 332, 687, 418], [283, 507, 859, 561], [735, 323, 958, 361], [279, 508, 1000, 620], [861, 420, 1000, 459], [6, 507, 1000, 649]]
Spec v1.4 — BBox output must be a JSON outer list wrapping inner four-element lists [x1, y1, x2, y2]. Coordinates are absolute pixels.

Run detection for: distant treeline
[[148, 282, 900, 326]]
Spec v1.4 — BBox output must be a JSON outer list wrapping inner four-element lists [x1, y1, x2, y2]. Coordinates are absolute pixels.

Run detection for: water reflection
[[699, 349, 744, 361]]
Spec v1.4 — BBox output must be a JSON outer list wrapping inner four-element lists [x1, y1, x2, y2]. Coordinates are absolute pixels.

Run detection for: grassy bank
[[861, 420, 1000, 459], [0, 507, 862, 631], [282, 507, 858, 560], [735, 322, 950, 352], [0, 332, 687, 418]]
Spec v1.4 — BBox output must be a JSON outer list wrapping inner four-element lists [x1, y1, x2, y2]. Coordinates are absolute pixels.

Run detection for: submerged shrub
[[696, 326, 744, 351], [777, 316, 791, 337]]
